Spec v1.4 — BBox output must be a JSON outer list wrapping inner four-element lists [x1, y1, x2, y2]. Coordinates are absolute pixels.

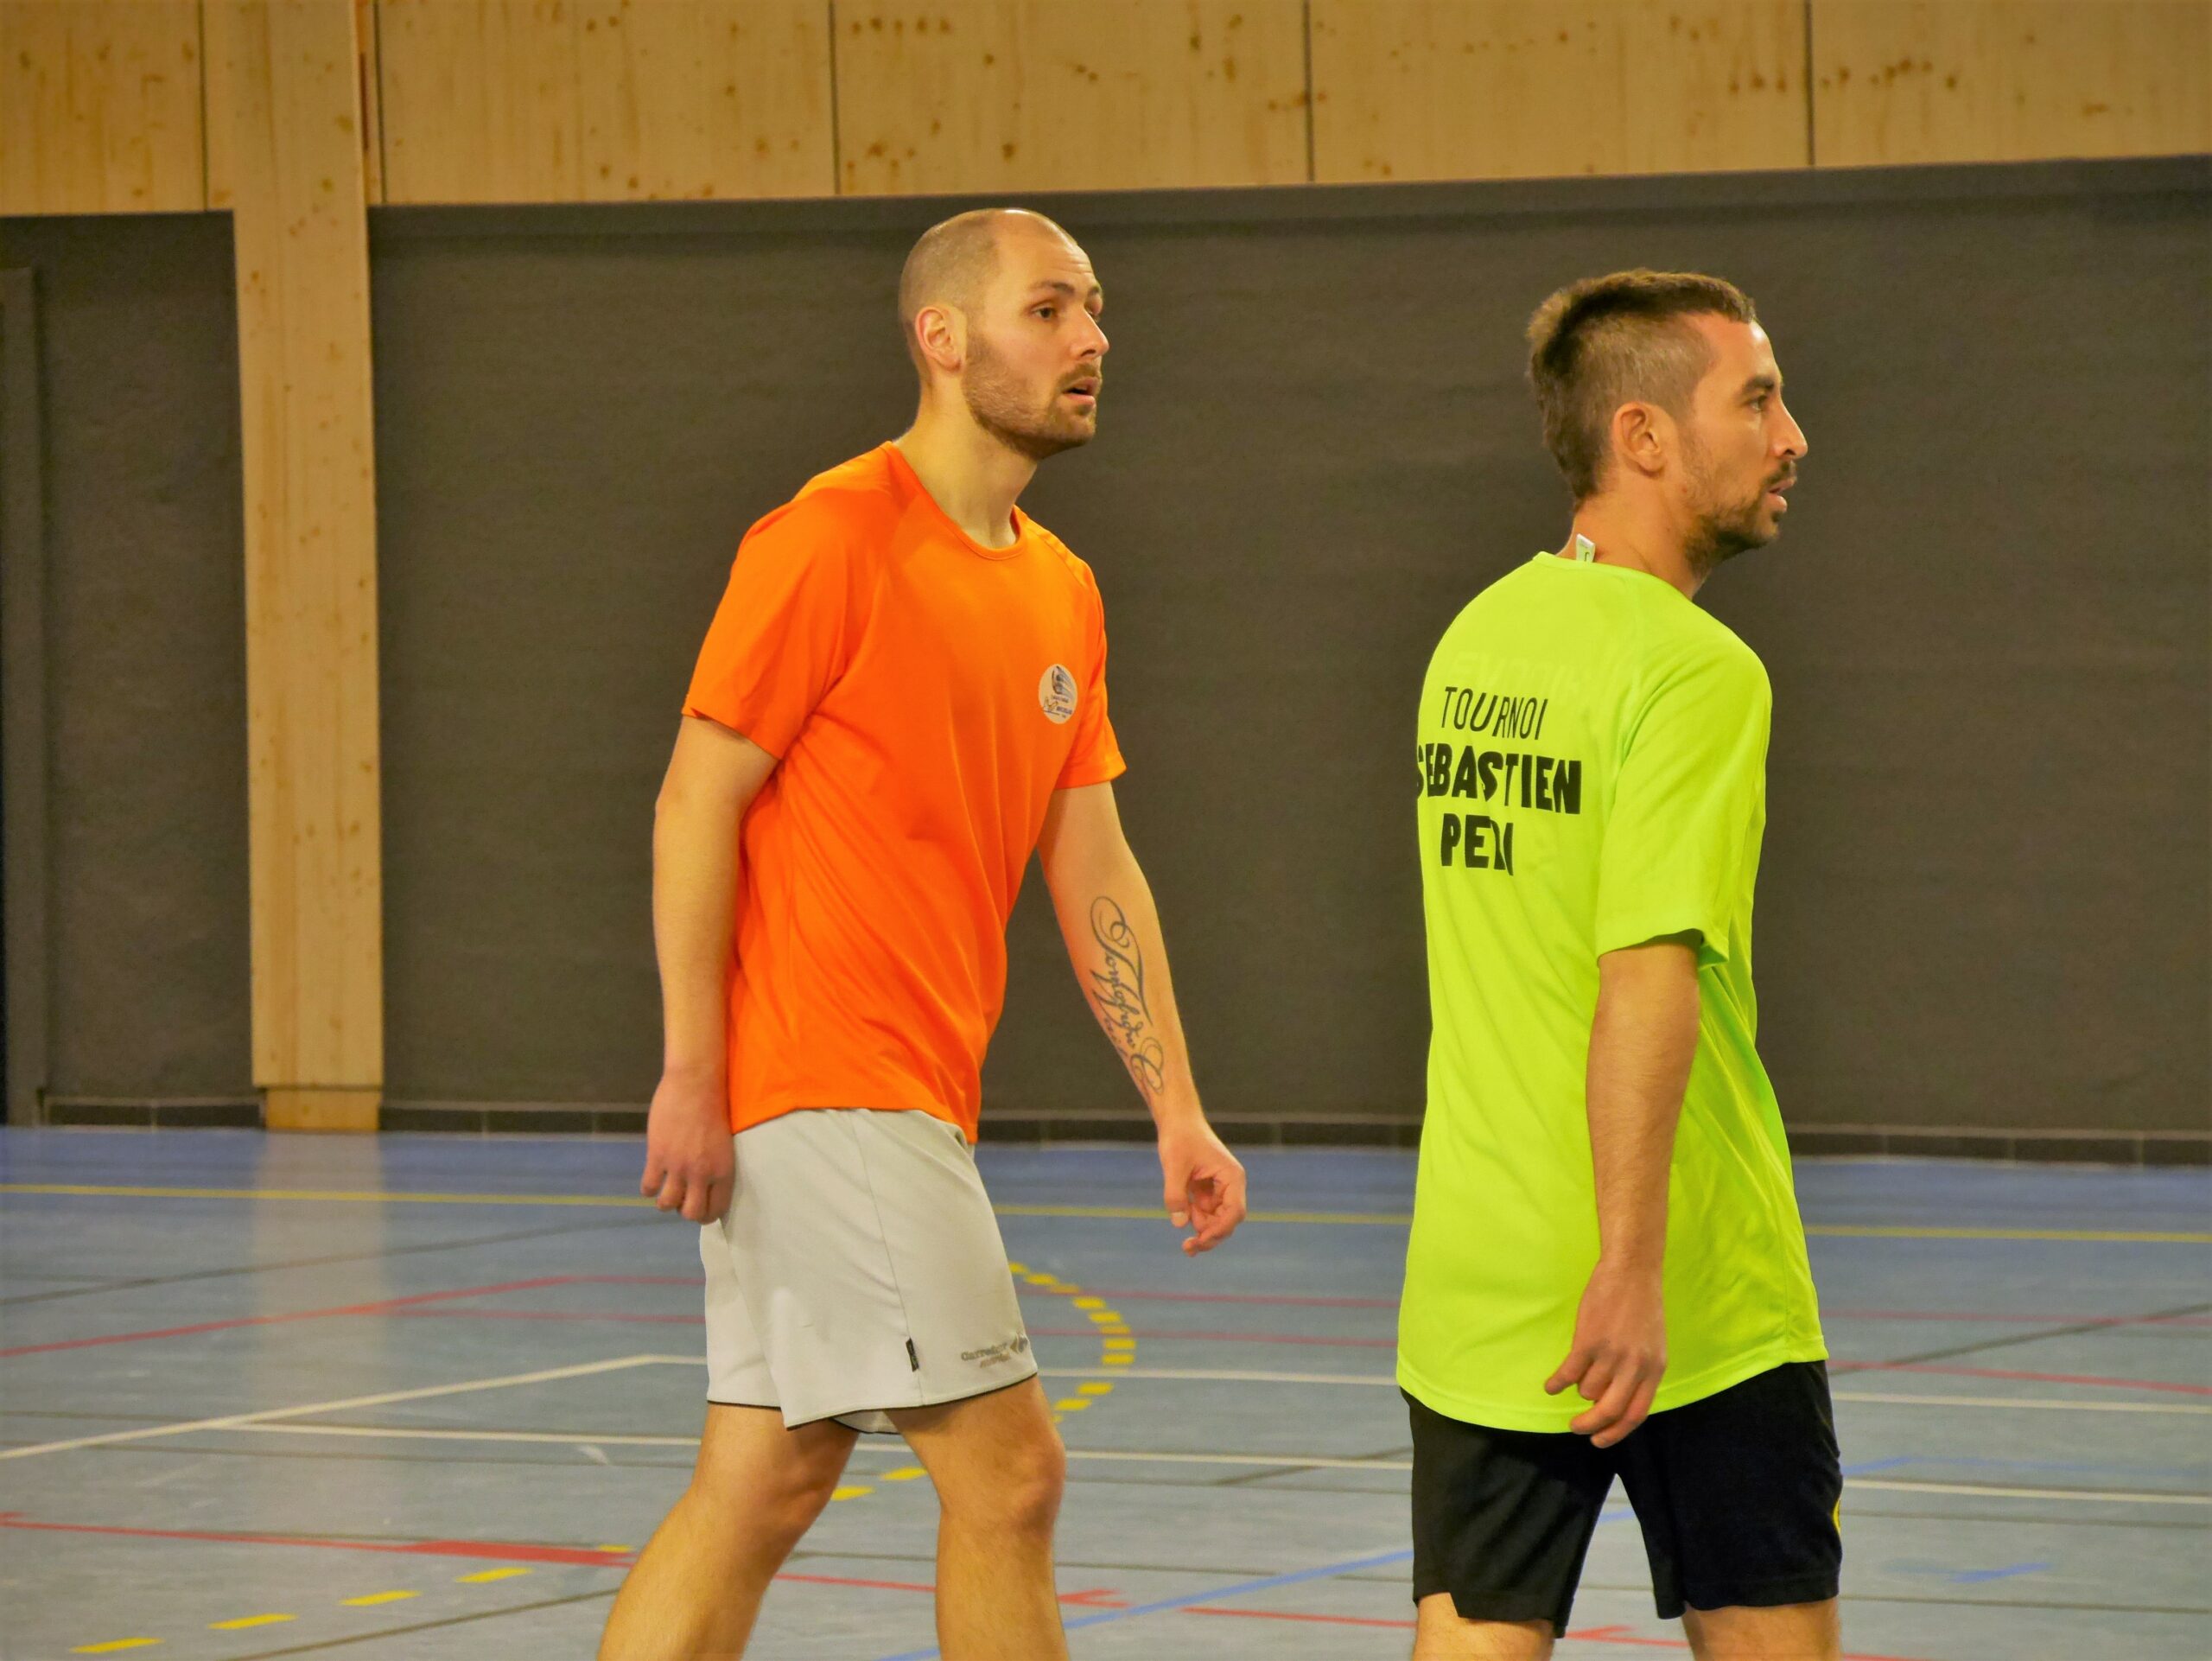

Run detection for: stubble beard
[[962, 334, 1095, 462], [1682, 438, 1780, 579]]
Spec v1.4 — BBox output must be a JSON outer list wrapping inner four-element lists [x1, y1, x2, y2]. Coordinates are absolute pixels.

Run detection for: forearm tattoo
[[1085, 896, 1167, 1101]]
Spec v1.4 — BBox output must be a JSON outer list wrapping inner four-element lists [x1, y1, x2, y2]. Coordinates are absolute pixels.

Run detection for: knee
[[946, 1429, 1065, 1537]]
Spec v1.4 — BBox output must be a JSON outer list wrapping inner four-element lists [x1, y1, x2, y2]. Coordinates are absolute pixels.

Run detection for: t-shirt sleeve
[[681, 505, 858, 758], [1056, 566, 1126, 791], [1593, 643, 1770, 967]]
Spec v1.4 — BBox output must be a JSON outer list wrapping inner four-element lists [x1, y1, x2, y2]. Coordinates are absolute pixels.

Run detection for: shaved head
[[898, 207, 1075, 374]]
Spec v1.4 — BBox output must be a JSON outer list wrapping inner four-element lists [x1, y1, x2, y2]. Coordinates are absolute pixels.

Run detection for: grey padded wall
[[0, 216, 252, 1110], [365, 161, 2200, 1132]]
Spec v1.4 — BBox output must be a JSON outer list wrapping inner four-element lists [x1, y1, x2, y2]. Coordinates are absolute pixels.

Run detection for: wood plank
[[206, 0, 384, 1123], [1811, 1, 2211, 167], [832, 0, 1309, 196], [376, 0, 834, 203], [265, 1085, 381, 1131], [0, 0, 207, 213], [1310, 1, 1808, 183]]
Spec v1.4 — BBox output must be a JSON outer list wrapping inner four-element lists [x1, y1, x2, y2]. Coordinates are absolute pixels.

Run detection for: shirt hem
[[1397, 1335, 1829, 1434], [728, 1095, 974, 1143]]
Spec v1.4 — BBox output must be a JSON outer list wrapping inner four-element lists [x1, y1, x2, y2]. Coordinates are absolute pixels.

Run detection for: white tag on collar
[[1572, 534, 1597, 563]]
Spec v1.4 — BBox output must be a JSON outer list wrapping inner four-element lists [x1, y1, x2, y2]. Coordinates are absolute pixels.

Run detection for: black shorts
[[1407, 1360, 1842, 1631]]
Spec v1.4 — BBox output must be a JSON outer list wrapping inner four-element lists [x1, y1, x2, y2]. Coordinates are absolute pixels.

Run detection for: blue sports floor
[[2, 1130, 2208, 1659]]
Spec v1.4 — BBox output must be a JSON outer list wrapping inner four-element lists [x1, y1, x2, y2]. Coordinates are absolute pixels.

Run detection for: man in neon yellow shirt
[[1400, 270, 1840, 1661]]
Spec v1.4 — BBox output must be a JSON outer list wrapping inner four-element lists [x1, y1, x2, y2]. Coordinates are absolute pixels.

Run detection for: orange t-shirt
[[682, 443, 1125, 1141]]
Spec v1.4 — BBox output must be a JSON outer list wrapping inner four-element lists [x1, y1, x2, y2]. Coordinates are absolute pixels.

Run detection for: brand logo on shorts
[[1039, 665, 1077, 725], [960, 1335, 1033, 1367]]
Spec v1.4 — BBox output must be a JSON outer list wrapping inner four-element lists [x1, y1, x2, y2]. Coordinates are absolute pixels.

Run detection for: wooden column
[[206, 0, 384, 1131]]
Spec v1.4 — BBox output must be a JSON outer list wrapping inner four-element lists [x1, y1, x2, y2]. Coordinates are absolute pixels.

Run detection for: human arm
[[1543, 935, 1700, 1446], [1037, 781, 1248, 1255], [639, 716, 779, 1224]]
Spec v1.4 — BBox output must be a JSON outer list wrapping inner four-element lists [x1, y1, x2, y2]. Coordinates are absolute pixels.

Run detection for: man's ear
[[1611, 401, 1671, 480], [914, 303, 965, 375]]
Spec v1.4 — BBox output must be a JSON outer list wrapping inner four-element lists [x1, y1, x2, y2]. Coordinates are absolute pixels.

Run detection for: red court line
[[1829, 1360, 2212, 1397], [0, 1276, 587, 1359], [0, 1515, 632, 1567]]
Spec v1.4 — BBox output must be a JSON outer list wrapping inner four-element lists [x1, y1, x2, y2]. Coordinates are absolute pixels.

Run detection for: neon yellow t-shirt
[[1397, 551, 1826, 1432]]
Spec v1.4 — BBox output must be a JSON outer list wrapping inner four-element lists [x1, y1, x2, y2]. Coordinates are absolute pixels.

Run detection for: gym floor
[[2, 1130, 2206, 1660]]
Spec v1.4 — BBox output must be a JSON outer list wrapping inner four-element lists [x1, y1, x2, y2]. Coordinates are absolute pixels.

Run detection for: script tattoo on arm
[[1085, 896, 1167, 1101]]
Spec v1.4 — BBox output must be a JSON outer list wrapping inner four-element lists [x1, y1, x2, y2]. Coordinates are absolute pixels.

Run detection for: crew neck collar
[[884, 442, 1033, 562]]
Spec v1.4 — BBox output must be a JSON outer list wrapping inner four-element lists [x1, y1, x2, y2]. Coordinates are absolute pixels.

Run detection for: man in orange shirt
[[598, 208, 1249, 1661]]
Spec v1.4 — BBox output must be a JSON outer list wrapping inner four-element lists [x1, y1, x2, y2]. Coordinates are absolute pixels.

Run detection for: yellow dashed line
[[594, 1543, 630, 1553], [830, 1485, 874, 1500], [1052, 1398, 1091, 1411], [209, 1615, 293, 1631], [1077, 1382, 1114, 1397], [456, 1567, 531, 1584], [72, 1643, 162, 1655], [1071, 1295, 1104, 1309], [881, 1466, 930, 1481], [340, 1591, 416, 1607]]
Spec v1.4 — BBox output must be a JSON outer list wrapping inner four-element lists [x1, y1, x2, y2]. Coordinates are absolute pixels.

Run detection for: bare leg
[[892, 1378, 1068, 1661], [1684, 1599, 1842, 1661], [598, 1403, 857, 1660], [1411, 1594, 1554, 1660]]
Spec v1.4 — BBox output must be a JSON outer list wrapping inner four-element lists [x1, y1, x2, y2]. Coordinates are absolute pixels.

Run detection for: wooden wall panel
[[376, 0, 834, 204], [206, 0, 384, 1127], [1811, 2, 2210, 167], [831, 1, 1309, 196], [0, 0, 207, 214], [1310, 2, 1808, 183]]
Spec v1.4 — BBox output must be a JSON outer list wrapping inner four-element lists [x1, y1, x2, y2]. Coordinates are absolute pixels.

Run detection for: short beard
[[962, 334, 1092, 461], [1681, 438, 1776, 578]]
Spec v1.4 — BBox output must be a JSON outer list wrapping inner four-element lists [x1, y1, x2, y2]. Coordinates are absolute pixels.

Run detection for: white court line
[[208, 1422, 2212, 1504], [0, 1354, 671, 1462]]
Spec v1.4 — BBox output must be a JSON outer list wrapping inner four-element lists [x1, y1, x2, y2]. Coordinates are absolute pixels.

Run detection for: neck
[[893, 398, 1038, 550], [1558, 497, 1706, 599]]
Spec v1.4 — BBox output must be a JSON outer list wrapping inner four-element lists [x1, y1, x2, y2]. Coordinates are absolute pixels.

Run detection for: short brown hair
[[1526, 270, 1758, 501]]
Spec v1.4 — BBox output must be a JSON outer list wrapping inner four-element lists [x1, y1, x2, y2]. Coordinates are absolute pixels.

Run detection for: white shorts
[[700, 1106, 1037, 1433]]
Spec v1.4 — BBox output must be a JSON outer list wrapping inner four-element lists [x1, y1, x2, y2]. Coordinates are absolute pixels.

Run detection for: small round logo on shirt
[[1039, 664, 1077, 725]]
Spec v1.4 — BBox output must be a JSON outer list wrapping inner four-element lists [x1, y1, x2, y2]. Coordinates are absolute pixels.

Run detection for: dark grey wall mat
[[0, 216, 253, 1109], [370, 159, 2210, 1131]]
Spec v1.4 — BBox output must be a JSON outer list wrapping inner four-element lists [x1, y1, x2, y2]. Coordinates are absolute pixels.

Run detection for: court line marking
[[3, 1185, 2205, 1243], [193, 1422, 2212, 1502], [0, 1355, 670, 1462]]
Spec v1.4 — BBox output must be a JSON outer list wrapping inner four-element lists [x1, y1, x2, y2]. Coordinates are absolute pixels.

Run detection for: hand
[[639, 1068, 734, 1224], [1544, 1260, 1667, 1448], [1157, 1118, 1248, 1256]]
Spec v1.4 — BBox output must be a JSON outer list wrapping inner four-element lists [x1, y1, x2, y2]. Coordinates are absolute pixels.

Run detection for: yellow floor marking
[[594, 1544, 630, 1553], [830, 1485, 874, 1500], [1103, 1337, 1135, 1352], [1077, 1382, 1115, 1396], [8, 1186, 2203, 1244], [340, 1591, 416, 1607], [1103, 1353, 1133, 1365], [1071, 1295, 1104, 1309], [71, 1643, 162, 1655], [1006, 1260, 1027, 1272], [209, 1615, 294, 1631], [1085, 1311, 1122, 1324], [881, 1466, 930, 1481], [456, 1568, 531, 1584], [1052, 1398, 1091, 1411]]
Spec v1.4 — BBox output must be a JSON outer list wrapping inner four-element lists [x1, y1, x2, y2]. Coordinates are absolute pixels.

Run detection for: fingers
[[639, 1155, 666, 1199], [1570, 1363, 1638, 1440], [653, 1171, 688, 1213], [1544, 1346, 1592, 1398], [1590, 1374, 1662, 1450]]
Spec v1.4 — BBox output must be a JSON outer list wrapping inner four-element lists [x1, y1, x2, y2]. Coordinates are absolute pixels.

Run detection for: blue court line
[[1949, 1561, 2053, 1584], [872, 1546, 1415, 1660]]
